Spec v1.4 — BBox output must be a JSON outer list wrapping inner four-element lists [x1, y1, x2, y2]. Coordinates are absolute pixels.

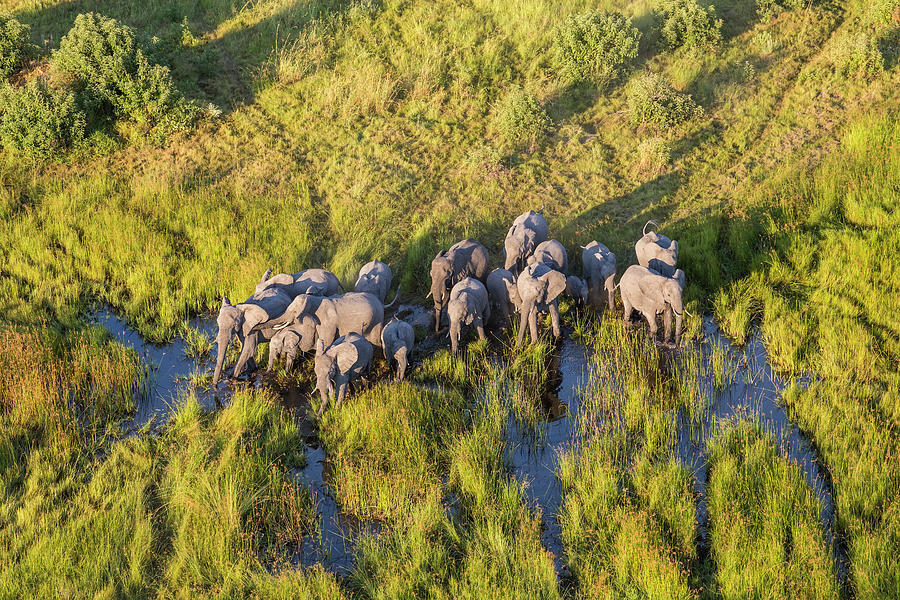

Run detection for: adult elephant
[[527, 239, 568, 274], [447, 277, 490, 354], [635, 221, 678, 278], [505, 263, 567, 345], [619, 265, 685, 346], [582, 241, 617, 313], [212, 287, 293, 385], [272, 292, 384, 348], [256, 268, 342, 298], [504, 210, 548, 273], [428, 239, 490, 332]]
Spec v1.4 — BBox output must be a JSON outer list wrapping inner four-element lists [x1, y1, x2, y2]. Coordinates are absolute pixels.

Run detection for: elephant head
[[661, 278, 684, 346], [566, 275, 588, 307], [268, 314, 319, 372], [213, 296, 274, 385], [447, 297, 472, 353], [506, 264, 567, 345], [429, 251, 453, 331], [504, 226, 536, 272]]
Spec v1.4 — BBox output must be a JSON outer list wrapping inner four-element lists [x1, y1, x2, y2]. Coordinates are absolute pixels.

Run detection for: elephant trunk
[[449, 321, 460, 353], [675, 313, 683, 346], [212, 332, 230, 385], [396, 346, 408, 381], [432, 286, 446, 332]]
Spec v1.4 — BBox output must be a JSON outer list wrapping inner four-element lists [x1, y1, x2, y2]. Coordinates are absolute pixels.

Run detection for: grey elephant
[[619, 265, 685, 346], [565, 275, 588, 307], [266, 314, 319, 372], [380, 318, 415, 381], [486, 268, 516, 329], [256, 268, 342, 298], [504, 210, 549, 273], [212, 287, 293, 385], [505, 263, 567, 345], [355, 260, 395, 303], [582, 241, 617, 313], [527, 239, 568, 273], [315, 333, 373, 417], [273, 292, 384, 348], [635, 221, 678, 278], [428, 239, 490, 332], [447, 277, 490, 353]]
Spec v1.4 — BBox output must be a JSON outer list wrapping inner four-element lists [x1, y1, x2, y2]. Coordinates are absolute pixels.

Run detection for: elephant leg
[[663, 307, 673, 344], [642, 310, 658, 339], [335, 379, 349, 409], [316, 390, 330, 418], [549, 303, 561, 339], [607, 289, 615, 315], [622, 299, 634, 326], [285, 350, 296, 372], [529, 311, 539, 344], [476, 317, 486, 341], [233, 333, 259, 380], [266, 348, 277, 372]]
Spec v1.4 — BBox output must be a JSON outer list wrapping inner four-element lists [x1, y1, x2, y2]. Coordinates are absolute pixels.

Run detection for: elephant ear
[[545, 270, 567, 301], [222, 296, 231, 307], [306, 283, 327, 296], [242, 304, 269, 334], [336, 340, 360, 373]]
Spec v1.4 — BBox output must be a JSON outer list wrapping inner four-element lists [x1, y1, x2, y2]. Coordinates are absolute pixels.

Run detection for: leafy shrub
[[627, 72, 702, 128], [0, 12, 32, 79], [493, 85, 550, 146], [756, 0, 807, 21], [657, 0, 723, 51], [752, 30, 779, 55], [0, 80, 86, 157], [53, 13, 196, 133], [553, 11, 641, 84], [833, 32, 885, 81]]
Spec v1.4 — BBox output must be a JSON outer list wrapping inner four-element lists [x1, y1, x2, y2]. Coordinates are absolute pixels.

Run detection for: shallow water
[[89, 308, 224, 430], [92, 306, 845, 583]]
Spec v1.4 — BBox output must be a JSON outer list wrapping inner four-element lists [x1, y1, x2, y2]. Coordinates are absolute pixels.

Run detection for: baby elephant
[[355, 260, 393, 303], [267, 314, 318, 372], [581, 241, 616, 313], [635, 220, 678, 278], [314, 333, 373, 417], [447, 277, 490, 353], [380, 318, 415, 381], [486, 268, 516, 329], [565, 275, 588, 307]]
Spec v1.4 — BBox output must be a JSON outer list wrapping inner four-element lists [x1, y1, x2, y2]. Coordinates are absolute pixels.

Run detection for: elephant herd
[[212, 212, 686, 416]]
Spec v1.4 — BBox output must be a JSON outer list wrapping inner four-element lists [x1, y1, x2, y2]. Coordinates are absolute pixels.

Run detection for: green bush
[[627, 72, 702, 128], [756, 0, 807, 21], [552, 10, 641, 84], [53, 12, 196, 134], [0, 12, 32, 79], [834, 32, 885, 81], [657, 0, 723, 51], [0, 80, 86, 157], [493, 85, 550, 146]]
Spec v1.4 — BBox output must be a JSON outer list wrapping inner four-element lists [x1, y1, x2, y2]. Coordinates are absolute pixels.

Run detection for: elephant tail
[[384, 285, 402, 308], [643, 220, 659, 236]]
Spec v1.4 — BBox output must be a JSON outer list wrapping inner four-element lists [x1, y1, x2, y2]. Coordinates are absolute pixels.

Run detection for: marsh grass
[[181, 325, 213, 359], [708, 342, 734, 390], [706, 419, 838, 599]]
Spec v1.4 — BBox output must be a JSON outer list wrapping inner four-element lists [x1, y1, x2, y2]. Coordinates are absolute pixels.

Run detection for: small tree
[[657, 0, 723, 52], [627, 72, 702, 128], [53, 13, 196, 132], [0, 12, 33, 79], [494, 86, 550, 147], [0, 80, 86, 157], [553, 11, 641, 85]]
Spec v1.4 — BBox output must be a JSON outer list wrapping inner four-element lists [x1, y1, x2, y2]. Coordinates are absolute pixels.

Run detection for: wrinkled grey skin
[[256, 268, 342, 298], [380, 318, 415, 381], [635, 221, 678, 278], [274, 292, 384, 348], [503, 210, 549, 273], [565, 275, 588, 307], [505, 263, 567, 345], [267, 314, 319, 372], [429, 239, 490, 332], [672, 268, 686, 291], [315, 333, 373, 417], [486, 268, 517, 329], [447, 277, 490, 353], [619, 265, 685, 346], [581, 241, 617, 313], [527, 239, 568, 274], [213, 288, 292, 385], [354, 260, 393, 303]]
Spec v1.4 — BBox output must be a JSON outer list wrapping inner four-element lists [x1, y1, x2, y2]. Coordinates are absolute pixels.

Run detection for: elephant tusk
[[425, 289, 432, 299], [643, 220, 659, 236], [273, 321, 291, 330]]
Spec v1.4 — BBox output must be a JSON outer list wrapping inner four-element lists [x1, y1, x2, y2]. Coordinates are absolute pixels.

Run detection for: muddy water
[[89, 308, 224, 429]]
